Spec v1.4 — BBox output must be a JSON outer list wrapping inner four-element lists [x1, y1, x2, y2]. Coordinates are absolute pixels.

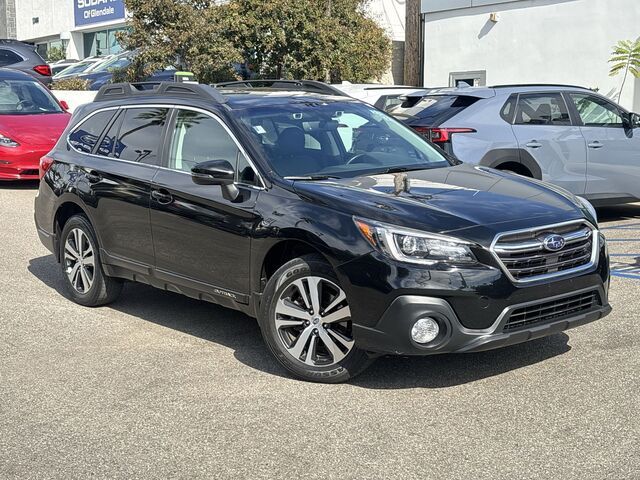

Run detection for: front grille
[[493, 222, 596, 282], [504, 291, 600, 331], [20, 169, 39, 176]]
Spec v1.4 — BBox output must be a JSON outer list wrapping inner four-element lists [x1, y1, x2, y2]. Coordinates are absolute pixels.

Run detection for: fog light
[[411, 317, 439, 344]]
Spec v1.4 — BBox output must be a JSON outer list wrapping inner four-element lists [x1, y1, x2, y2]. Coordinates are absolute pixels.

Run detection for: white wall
[[51, 90, 96, 112], [423, 0, 640, 111]]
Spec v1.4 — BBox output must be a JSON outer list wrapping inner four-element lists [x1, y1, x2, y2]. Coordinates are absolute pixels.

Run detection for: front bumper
[[353, 287, 611, 355], [0, 145, 49, 180]]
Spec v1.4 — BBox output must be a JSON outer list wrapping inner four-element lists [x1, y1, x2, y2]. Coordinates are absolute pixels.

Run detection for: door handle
[[85, 170, 102, 184], [151, 189, 173, 205], [588, 141, 604, 149], [525, 140, 542, 149]]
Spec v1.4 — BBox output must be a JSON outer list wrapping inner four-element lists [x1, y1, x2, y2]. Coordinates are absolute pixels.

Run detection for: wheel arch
[[478, 148, 542, 179], [52, 198, 93, 262]]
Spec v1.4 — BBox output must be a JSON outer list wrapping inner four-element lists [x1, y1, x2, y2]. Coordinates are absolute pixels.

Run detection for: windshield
[[237, 101, 450, 178], [0, 80, 63, 115], [92, 54, 131, 73], [54, 61, 94, 78]]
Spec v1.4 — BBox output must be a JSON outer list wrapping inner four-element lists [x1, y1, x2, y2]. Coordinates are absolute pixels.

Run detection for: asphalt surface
[[0, 182, 638, 479]]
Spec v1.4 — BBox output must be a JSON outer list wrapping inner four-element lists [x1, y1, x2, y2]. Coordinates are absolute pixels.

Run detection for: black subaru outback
[[34, 81, 611, 382]]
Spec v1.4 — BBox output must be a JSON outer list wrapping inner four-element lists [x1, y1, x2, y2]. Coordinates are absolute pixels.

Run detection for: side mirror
[[191, 159, 239, 201], [631, 113, 640, 129], [59, 100, 69, 111]]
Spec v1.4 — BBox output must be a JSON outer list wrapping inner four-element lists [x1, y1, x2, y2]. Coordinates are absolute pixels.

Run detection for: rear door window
[[69, 110, 117, 153], [114, 107, 169, 165], [515, 93, 571, 126], [0, 49, 22, 67], [389, 95, 480, 125]]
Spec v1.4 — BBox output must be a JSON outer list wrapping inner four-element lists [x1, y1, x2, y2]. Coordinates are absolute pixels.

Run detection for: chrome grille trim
[[490, 220, 599, 284]]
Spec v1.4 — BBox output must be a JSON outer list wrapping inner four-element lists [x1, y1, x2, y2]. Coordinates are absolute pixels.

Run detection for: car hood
[[292, 164, 587, 245], [0, 113, 70, 146]]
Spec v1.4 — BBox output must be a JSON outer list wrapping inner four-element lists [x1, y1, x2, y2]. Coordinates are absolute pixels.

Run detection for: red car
[[0, 68, 70, 181]]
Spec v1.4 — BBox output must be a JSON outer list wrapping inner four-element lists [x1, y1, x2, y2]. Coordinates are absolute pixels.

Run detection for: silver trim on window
[[66, 103, 266, 190], [489, 219, 599, 284]]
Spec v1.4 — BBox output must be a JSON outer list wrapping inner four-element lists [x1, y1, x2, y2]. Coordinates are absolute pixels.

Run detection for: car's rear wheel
[[259, 254, 373, 383], [59, 215, 123, 307]]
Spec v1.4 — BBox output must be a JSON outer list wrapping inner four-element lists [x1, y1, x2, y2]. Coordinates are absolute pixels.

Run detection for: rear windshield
[[0, 79, 62, 115], [389, 95, 480, 125]]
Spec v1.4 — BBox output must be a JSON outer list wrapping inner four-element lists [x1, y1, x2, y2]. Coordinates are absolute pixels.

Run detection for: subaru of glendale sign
[[74, 0, 125, 27]]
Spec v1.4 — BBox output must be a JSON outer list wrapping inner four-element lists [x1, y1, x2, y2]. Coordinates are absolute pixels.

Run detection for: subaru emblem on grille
[[543, 234, 566, 252]]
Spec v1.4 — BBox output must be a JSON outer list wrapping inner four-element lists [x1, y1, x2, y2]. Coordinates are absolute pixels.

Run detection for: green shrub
[[51, 78, 90, 91]]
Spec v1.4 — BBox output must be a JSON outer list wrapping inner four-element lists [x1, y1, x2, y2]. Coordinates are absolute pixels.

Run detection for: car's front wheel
[[259, 255, 373, 383], [59, 215, 123, 307]]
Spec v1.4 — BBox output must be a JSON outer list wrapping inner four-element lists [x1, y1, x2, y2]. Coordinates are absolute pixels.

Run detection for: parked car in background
[[75, 50, 177, 90], [332, 81, 432, 111], [389, 84, 640, 206], [0, 40, 52, 86], [0, 68, 70, 180], [49, 59, 79, 77], [53, 55, 112, 81], [34, 81, 610, 382]]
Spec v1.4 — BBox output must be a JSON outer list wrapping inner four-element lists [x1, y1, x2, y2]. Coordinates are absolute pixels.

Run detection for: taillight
[[39, 155, 54, 179], [413, 127, 476, 143], [33, 64, 52, 76]]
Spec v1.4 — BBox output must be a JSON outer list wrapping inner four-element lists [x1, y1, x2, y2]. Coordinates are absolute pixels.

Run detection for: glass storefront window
[[83, 27, 127, 57]]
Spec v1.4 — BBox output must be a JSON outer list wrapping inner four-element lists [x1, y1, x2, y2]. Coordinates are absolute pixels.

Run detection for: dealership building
[[0, 0, 405, 81], [420, 0, 640, 111]]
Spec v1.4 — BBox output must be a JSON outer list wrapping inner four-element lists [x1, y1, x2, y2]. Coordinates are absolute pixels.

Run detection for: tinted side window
[[168, 109, 239, 173], [115, 107, 169, 165], [515, 93, 571, 126], [96, 110, 123, 157], [500, 94, 517, 123], [69, 110, 116, 153], [0, 49, 22, 66], [236, 152, 259, 186], [570, 93, 624, 127]]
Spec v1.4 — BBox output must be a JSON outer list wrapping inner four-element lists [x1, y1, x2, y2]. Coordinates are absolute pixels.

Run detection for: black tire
[[259, 254, 373, 383], [59, 215, 123, 307]]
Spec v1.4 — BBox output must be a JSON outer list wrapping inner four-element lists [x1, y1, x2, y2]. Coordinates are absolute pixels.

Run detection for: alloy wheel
[[63, 228, 95, 294], [274, 275, 354, 367]]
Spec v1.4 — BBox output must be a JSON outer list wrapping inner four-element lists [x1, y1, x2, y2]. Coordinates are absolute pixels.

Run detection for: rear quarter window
[[0, 49, 23, 67], [389, 95, 480, 126], [69, 110, 117, 153]]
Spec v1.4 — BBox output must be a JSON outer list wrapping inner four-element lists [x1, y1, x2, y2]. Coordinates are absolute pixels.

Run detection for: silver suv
[[390, 84, 640, 206]]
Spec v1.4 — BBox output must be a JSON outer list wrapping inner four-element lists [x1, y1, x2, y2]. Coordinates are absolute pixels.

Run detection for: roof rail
[[94, 82, 228, 104], [489, 83, 589, 90], [214, 79, 349, 97]]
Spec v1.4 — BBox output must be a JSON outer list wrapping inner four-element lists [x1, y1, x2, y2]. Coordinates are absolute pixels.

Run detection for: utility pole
[[404, 0, 421, 86]]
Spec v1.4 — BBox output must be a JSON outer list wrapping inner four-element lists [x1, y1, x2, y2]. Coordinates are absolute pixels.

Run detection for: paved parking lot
[[0, 182, 638, 479]]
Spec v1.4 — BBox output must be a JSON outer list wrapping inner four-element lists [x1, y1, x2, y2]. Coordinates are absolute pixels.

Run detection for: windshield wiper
[[381, 166, 428, 174], [284, 175, 341, 181]]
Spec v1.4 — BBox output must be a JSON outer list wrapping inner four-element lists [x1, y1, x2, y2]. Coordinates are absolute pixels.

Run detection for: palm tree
[[609, 38, 640, 104]]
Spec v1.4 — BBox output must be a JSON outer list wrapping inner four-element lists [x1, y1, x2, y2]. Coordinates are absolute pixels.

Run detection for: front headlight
[[354, 217, 476, 265], [576, 196, 598, 225], [0, 133, 19, 148]]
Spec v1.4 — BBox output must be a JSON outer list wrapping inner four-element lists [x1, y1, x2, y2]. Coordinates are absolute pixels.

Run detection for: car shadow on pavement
[[0, 180, 39, 189], [28, 254, 571, 389], [597, 203, 640, 223]]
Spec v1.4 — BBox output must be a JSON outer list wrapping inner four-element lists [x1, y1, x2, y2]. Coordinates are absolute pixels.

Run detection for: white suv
[[389, 84, 640, 206]]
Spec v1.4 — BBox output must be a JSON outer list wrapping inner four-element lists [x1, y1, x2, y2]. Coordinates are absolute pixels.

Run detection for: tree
[[119, 0, 241, 84], [609, 38, 640, 103], [225, 0, 392, 82]]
